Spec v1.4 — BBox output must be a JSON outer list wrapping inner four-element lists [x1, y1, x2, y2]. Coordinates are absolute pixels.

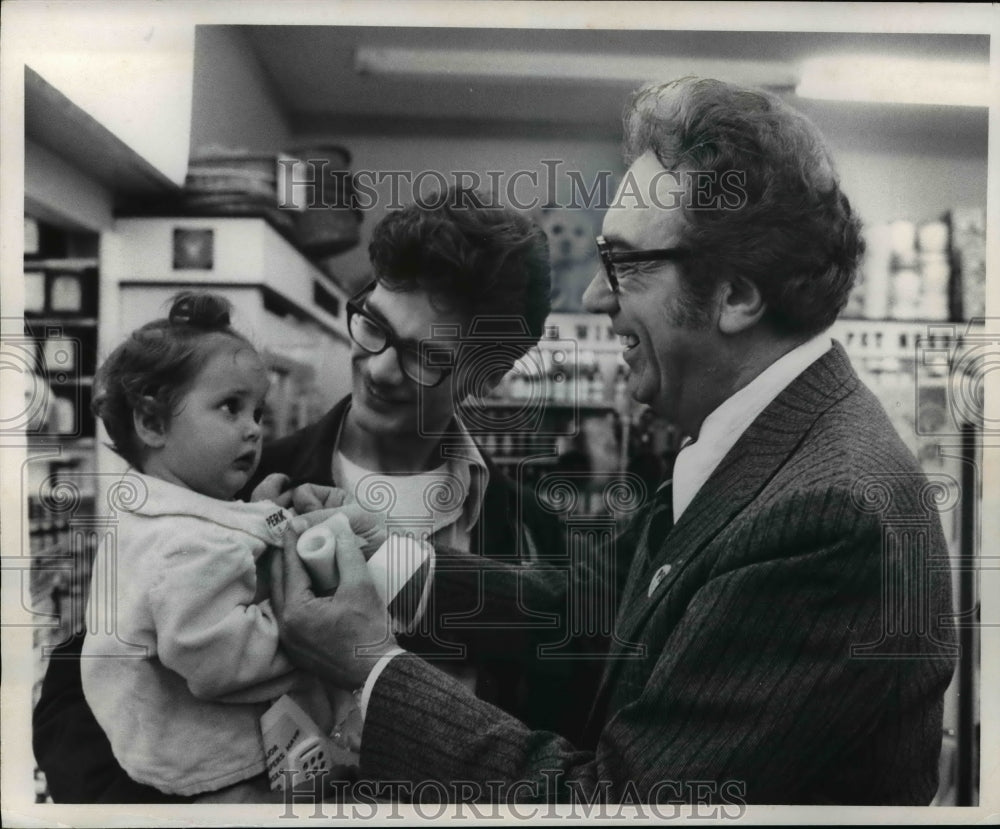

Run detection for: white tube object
[[296, 524, 339, 592], [295, 517, 433, 617]]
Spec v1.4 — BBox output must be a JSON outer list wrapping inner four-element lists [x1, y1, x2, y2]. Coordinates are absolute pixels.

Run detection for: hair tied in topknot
[[168, 292, 233, 331]]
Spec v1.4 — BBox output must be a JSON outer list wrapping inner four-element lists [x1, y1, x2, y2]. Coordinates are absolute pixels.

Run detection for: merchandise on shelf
[[949, 207, 986, 320], [850, 209, 982, 323]]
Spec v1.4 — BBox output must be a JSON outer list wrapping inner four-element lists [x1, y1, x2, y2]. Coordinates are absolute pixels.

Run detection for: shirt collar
[[434, 410, 490, 533], [331, 405, 490, 535], [672, 333, 832, 522]]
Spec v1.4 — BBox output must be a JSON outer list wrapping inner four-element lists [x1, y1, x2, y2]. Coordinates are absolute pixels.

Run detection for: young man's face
[[349, 282, 467, 442]]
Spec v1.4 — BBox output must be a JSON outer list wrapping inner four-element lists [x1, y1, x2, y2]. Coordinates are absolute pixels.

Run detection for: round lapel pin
[[648, 563, 672, 598]]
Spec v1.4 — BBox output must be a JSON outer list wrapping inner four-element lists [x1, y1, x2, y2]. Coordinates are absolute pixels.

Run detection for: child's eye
[[253, 406, 264, 424], [220, 399, 240, 415]]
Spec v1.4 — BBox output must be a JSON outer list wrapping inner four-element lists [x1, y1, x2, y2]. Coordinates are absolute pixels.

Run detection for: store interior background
[[20, 22, 987, 806]]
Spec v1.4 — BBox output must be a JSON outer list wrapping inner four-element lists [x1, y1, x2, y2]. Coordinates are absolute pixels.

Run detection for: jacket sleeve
[[148, 537, 298, 701], [424, 508, 641, 662], [360, 506, 954, 804]]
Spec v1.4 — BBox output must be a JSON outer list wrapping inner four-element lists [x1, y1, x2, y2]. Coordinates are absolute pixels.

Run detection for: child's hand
[[290, 484, 347, 514], [250, 473, 292, 507]]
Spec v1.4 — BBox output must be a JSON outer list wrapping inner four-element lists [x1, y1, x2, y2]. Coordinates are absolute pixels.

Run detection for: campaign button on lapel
[[648, 564, 672, 597]]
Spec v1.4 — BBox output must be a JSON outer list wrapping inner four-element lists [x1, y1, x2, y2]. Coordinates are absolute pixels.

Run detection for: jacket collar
[[113, 470, 291, 548], [604, 341, 861, 677]]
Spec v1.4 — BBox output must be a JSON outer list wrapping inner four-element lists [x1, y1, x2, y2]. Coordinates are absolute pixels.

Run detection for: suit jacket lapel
[[588, 343, 860, 727]]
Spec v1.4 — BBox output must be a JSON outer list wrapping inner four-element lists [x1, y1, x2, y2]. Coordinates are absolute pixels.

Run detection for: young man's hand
[[249, 473, 293, 508], [289, 484, 348, 514]]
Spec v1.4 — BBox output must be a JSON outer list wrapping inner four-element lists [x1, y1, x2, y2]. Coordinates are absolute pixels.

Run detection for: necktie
[[643, 480, 674, 560]]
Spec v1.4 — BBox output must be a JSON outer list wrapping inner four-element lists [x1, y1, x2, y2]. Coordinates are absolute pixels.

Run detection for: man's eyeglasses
[[346, 281, 455, 388], [596, 235, 692, 294]]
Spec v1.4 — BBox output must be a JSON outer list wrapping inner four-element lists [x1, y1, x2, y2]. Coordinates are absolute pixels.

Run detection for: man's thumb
[[334, 534, 372, 587]]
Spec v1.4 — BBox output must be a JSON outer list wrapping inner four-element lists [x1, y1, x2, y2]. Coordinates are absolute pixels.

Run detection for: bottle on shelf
[[949, 207, 986, 320], [613, 358, 629, 412]]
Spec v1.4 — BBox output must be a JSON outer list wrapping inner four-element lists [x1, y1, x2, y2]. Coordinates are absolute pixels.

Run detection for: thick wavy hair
[[91, 292, 255, 469], [367, 186, 552, 359], [623, 77, 865, 337]]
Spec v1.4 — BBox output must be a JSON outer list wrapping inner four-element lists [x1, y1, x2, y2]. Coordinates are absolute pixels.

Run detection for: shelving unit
[[22, 226, 103, 719]]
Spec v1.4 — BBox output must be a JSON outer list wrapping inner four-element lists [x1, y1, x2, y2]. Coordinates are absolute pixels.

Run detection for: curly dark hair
[[367, 186, 552, 361], [623, 77, 865, 337], [91, 292, 256, 469]]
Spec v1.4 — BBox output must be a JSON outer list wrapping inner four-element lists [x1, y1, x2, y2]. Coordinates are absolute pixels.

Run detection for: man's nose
[[365, 346, 405, 385], [582, 269, 618, 315]]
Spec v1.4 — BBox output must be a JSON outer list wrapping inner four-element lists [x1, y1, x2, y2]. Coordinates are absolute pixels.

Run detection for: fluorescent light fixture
[[355, 47, 797, 88], [797, 56, 991, 108]]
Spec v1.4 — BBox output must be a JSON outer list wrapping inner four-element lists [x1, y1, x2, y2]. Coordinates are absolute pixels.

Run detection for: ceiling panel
[[241, 26, 989, 137]]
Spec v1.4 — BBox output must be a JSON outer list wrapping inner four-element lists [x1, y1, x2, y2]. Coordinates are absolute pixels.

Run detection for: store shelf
[[492, 456, 559, 466], [473, 399, 616, 410], [23, 317, 99, 328], [22, 258, 100, 271], [104, 217, 350, 341], [831, 318, 985, 362]]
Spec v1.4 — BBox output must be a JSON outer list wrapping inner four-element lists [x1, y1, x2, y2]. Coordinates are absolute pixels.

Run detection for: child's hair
[[92, 292, 256, 469]]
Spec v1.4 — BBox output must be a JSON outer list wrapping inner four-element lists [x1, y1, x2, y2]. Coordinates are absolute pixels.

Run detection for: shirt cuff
[[358, 647, 407, 719], [409, 541, 435, 630]]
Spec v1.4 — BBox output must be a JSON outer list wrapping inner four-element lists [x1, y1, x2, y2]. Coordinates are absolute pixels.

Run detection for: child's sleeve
[[148, 536, 299, 702]]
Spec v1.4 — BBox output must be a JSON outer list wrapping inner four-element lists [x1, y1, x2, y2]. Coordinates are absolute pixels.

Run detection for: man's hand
[[287, 504, 386, 559], [290, 484, 347, 514], [270, 523, 398, 690]]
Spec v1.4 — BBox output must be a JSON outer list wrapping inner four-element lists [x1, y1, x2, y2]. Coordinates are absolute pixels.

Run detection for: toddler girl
[[82, 292, 330, 800]]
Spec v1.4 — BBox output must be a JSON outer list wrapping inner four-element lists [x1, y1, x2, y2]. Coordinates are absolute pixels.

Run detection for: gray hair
[[623, 77, 864, 337]]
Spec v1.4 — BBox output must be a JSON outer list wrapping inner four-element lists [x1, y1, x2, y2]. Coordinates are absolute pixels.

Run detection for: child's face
[[144, 344, 269, 500]]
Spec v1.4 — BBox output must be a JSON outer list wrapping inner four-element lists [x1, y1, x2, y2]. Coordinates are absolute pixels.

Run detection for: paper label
[[260, 695, 322, 790]]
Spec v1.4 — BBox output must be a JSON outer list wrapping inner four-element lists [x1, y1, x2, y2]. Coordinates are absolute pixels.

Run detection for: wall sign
[[172, 228, 214, 270]]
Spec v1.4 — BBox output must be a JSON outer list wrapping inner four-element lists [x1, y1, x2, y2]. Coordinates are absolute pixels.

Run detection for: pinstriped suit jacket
[[359, 342, 957, 805]]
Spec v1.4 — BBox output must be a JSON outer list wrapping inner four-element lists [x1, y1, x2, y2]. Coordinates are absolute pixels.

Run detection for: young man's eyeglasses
[[346, 281, 455, 388], [596, 235, 692, 294]]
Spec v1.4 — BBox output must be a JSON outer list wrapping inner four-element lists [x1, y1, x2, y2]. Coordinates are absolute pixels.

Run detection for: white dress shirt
[[671, 333, 832, 522]]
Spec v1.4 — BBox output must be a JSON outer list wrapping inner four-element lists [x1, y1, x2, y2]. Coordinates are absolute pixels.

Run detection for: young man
[[272, 78, 957, 805], [32, 187, 571, 802]]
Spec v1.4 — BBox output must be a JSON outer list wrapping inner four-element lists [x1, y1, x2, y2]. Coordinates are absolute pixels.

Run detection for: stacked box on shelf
[[23, 261, 99, 438], [852, 217, 955, 322], [949, 207, 986, 321]]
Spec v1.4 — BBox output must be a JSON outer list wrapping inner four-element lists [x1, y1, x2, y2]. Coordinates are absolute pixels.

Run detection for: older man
[[273, 78, 956, 805]]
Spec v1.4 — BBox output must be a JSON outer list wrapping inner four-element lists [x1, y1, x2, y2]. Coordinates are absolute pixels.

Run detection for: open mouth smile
[[619, 334, 640, 356]]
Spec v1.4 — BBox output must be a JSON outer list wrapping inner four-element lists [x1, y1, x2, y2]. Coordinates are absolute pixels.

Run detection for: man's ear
[[480, 366, 512, 395], [717, 276, 766, 335], [132, 399, 168, 450]]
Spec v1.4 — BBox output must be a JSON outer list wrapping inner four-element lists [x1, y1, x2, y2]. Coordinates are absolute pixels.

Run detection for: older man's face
[[582, 151, 722, 432]]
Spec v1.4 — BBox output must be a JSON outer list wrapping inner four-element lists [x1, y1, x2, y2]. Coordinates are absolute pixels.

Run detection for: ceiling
[[242, 26, 990, 142]]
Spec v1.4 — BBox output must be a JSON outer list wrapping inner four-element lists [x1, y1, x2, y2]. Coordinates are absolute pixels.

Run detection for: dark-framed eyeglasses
[[346, 281, 455, 388], [596, 235, 692, 294]]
